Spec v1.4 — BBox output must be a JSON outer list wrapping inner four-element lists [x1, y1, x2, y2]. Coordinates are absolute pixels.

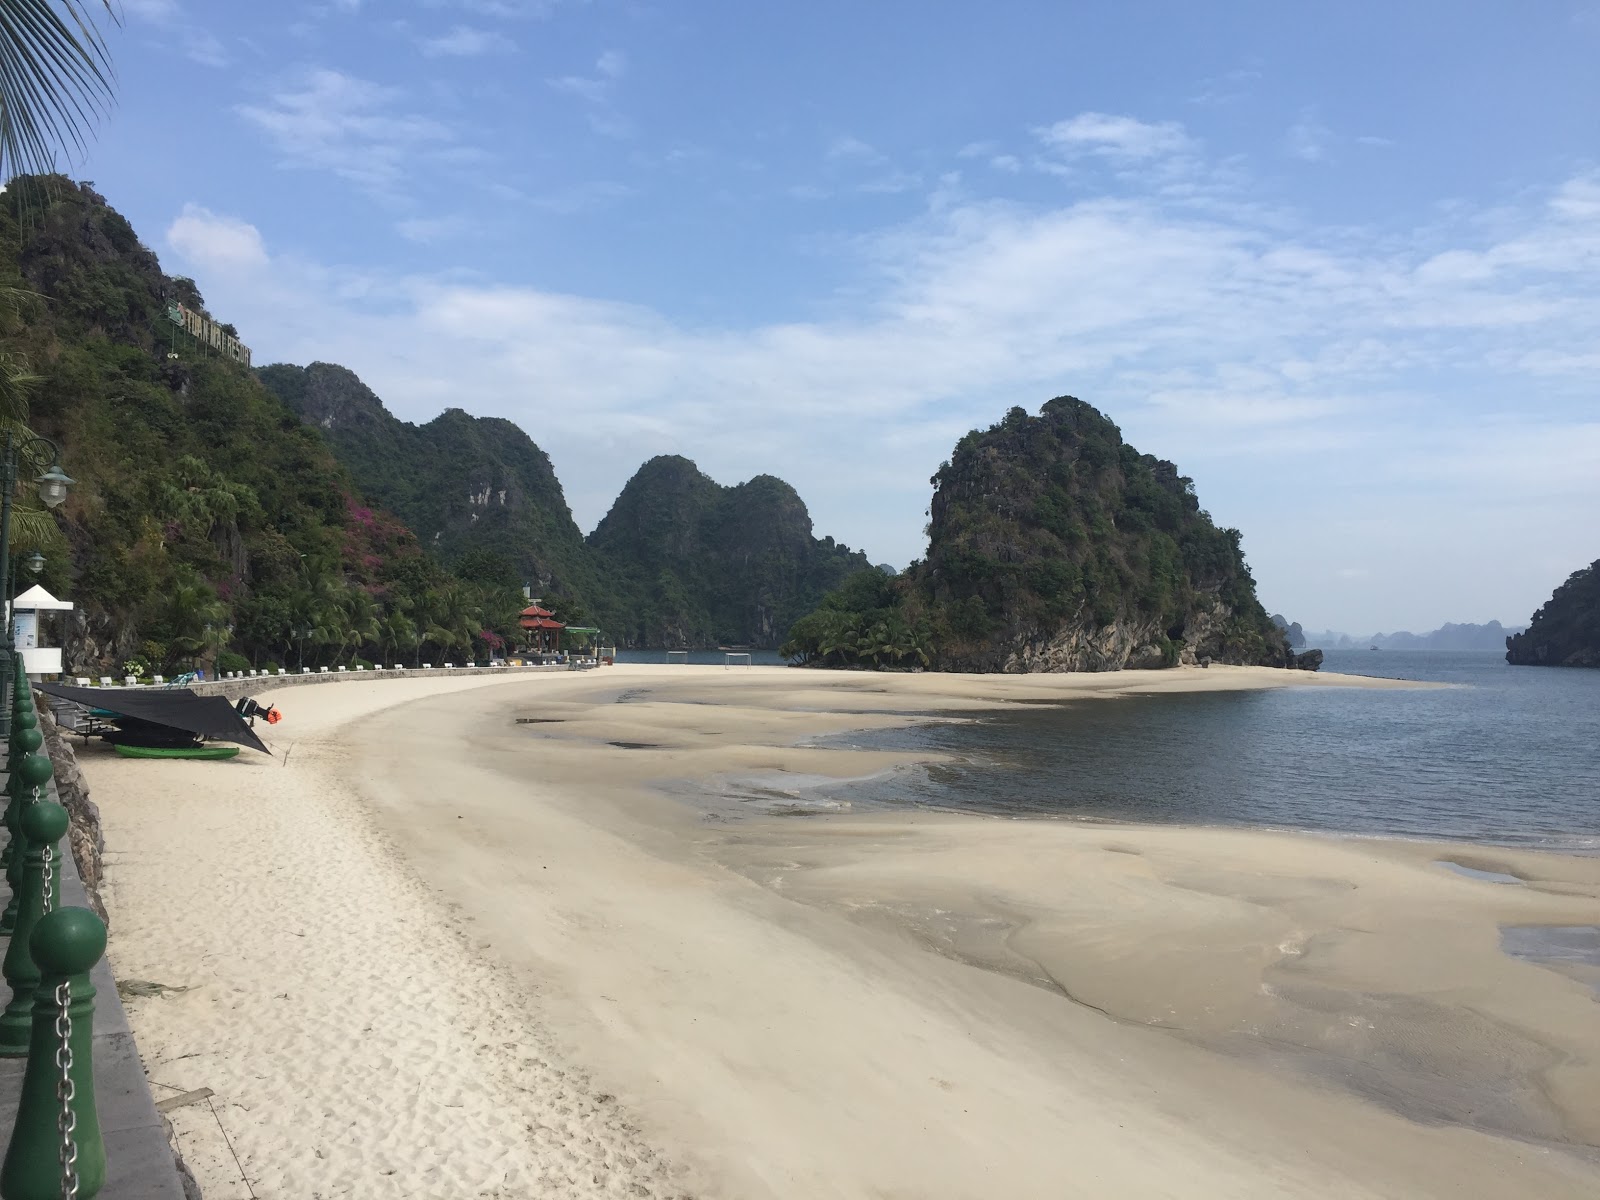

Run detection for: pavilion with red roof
[[519, 602, 565, 654]]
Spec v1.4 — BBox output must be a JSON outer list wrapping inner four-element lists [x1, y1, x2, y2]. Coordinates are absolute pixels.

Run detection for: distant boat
[[1370, 645, 1379, 651]]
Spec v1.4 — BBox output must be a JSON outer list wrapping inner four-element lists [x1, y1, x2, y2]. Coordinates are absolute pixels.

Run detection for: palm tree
[[342, 588, 381, 663], [0, 2, 118, 185], [378, 610, 418, 668], [161, 569, 227, 669]]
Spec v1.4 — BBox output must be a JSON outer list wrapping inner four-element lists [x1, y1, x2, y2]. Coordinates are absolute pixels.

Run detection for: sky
[[58, 0, 1600, 633]]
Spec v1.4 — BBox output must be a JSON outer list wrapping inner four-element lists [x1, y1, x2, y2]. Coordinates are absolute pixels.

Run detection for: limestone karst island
[[0, 5, 1596, 1200]]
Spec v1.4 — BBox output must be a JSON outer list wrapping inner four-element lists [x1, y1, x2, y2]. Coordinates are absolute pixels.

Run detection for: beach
[[79, 664, 1600, 1198]]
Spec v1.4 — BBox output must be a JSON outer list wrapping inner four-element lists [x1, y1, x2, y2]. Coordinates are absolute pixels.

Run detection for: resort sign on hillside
[[166, 302, 251, 365]]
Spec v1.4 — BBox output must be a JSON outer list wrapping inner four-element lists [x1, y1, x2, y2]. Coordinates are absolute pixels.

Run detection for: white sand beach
[[80, 665, 1600, 1198]]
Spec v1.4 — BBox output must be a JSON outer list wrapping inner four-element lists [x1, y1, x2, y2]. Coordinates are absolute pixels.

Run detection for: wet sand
[[86, 664, 1600, 1198]]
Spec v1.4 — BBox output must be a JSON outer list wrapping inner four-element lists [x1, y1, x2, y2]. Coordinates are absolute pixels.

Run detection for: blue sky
[[66, 1, 1600, 632]]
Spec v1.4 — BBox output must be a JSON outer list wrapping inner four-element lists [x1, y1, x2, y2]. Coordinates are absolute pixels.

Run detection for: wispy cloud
[[417, 25, 516, 56], [237, 69, 457, 195], [1286, 114, 1332, 162], [394, 215, 472, 244], [122, 0, 231, 66], [181, 127, 1600, 629], [1036, 113, 1195, 162], [547, 49, 630, 136], [1187, 67, 1261, 107]]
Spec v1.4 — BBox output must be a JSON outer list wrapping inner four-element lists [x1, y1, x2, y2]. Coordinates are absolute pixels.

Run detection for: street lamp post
[[0, 433, 73, 738]]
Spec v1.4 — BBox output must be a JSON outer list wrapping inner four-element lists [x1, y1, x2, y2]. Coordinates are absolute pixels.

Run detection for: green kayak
[[113, 744, 240, 761]]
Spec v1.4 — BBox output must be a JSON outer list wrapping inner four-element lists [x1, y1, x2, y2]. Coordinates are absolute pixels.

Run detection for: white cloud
[[1036, 113, 1194, 161], [181, 150, 1600, 630], [417, 25, 516, 56], [165, 205, 268, 271], [237, 69, 457, 193], [989, 155, 1021, 173]]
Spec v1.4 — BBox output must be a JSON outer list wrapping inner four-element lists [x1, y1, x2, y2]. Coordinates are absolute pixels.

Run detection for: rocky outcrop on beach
[[1506, 559, 1600, 667], [918, 398, 1296, 672], [781, 397, 1306, 673]]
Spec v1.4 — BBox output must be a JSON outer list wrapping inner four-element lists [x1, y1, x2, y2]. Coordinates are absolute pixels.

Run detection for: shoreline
[[81, 665, 1600, 1198]]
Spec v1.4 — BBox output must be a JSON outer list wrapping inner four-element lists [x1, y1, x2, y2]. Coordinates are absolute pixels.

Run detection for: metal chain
[[55, 980, 79, 1199], [30, 775, 79, 1200]]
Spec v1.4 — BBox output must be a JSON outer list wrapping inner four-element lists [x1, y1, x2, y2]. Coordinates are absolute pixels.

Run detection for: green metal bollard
[[0, 720, 41, 876], [0, 798, 67, 1056], [0, 752, 51, 937], [0, 906, 107, 1200]]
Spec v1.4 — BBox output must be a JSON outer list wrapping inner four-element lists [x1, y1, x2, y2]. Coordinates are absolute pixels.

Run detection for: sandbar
[[81, 664, 1600, 1198]]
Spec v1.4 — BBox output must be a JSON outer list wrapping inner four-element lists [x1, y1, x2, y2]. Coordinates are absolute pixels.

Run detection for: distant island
[[1505, 559, 1600, 668], [1304, 621, 1527, 652], [782, 398, 1319, 673]]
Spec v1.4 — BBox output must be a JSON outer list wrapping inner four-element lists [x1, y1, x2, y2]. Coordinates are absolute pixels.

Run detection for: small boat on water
[[114, 744, 240, 761]]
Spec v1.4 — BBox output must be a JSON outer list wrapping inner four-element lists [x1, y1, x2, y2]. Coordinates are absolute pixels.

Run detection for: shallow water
[[804, 650, 1600, 850]]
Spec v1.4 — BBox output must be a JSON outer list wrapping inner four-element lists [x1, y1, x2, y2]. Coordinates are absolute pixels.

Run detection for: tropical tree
[[0, 3, 119, 552], [378, 609, 418, 668], [156, 568, 227, 669]]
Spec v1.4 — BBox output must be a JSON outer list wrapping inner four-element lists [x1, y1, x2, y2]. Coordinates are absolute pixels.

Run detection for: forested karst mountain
[[257, 362, 598, 604], [784, 398, 1307, 673], [587, 455, 871, 647], [0, 176, 519, 673], [261, 364, 874, 648], [1505, 560, 1600, 667]]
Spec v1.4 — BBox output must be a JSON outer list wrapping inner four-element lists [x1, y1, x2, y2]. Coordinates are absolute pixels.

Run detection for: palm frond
[[0, 0, 117, 182], [7, 501, 61, 549]]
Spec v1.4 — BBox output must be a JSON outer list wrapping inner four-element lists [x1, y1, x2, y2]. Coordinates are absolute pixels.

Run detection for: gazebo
[[11, 583, 74, 678], [518, 603, 565, 654]]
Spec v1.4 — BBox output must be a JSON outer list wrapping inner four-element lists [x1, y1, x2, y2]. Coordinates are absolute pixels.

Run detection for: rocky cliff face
[[1505, 560, 1600, 667], [913, 397, 1300, 672], [259, 362, 597, 599], [588, 455, 870, 647]]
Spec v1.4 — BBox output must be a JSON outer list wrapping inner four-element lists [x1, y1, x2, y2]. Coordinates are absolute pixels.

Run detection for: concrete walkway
[[0, 756, 188, 1198]]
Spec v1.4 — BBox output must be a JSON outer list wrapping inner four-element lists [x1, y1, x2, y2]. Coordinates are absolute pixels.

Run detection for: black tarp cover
[[35, 683, 273, 754]]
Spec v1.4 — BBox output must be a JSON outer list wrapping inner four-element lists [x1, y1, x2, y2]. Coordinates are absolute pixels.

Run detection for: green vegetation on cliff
[[784, 397, 1296, 673], [257, 362, 599, 611], [586, 455, 871, 647], [1, 177, 527, 672], [1505, 560, 1600, 668], [260, 364, 874, 648]]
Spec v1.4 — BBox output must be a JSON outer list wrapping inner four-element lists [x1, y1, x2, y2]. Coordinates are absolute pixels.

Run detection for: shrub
[[215, 650, 251, 674]]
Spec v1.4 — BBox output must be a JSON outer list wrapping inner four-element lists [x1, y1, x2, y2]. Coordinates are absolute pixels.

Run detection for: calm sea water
[[815, 651, 1600, 850]]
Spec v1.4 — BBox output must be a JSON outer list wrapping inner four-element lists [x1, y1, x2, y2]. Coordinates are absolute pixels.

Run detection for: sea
[[800, 650, 1600, 852]]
